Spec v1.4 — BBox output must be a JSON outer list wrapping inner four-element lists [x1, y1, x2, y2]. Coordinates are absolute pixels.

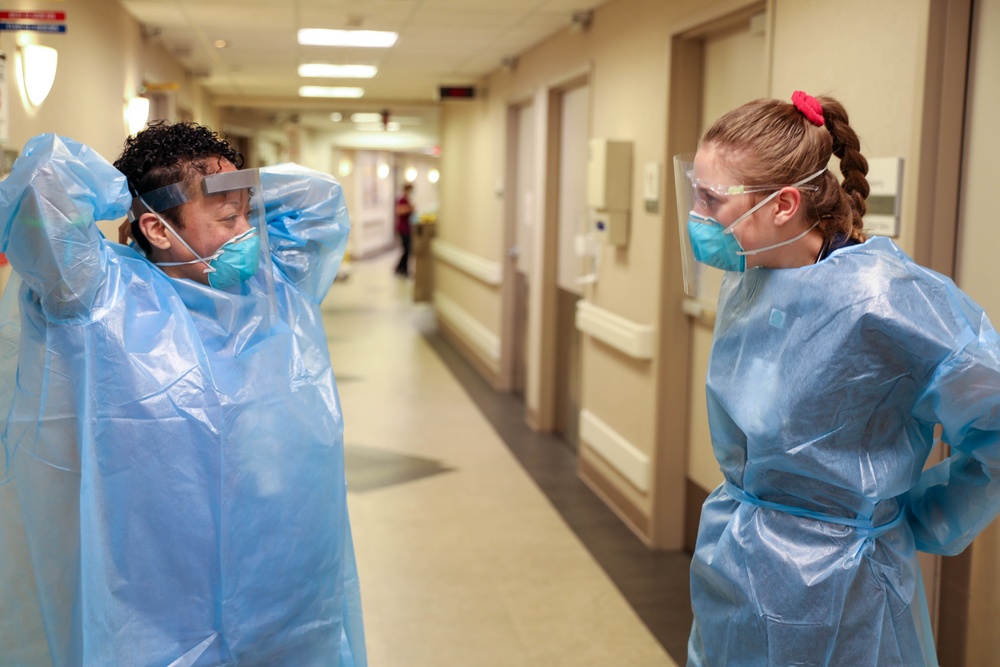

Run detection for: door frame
[[651, 0, 767, 551], [500, 98, 534, 393]]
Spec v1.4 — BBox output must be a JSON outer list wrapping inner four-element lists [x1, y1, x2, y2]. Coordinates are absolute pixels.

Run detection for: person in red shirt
[[394, 183, 414, 276]]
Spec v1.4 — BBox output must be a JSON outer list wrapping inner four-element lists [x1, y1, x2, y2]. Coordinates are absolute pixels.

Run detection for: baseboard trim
[[579, 455, 651, 545], [436, 315, 500, 389], [579, 408, 650, 492], [433, 292, 501, 380]]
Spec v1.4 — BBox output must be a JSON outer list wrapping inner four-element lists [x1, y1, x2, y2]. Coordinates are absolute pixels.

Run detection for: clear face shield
[[128, 169, 275, 299], [673, 154, 823, 299]]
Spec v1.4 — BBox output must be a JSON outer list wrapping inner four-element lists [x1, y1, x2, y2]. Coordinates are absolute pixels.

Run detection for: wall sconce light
[[17, 44, 58, 110], [377, 163, 390, 180], [404, 166, 418, 183], [125, 96, 151, 135], [427, 168, 440, 184], [338, 157, 353, 177]]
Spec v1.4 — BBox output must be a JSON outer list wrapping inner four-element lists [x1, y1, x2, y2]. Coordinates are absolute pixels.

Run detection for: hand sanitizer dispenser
[[587, 138, 632, 246]]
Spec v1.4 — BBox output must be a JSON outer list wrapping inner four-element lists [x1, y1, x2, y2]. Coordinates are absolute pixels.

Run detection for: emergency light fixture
[[437, 85, 475, 100], [298, 29, 398, 48]]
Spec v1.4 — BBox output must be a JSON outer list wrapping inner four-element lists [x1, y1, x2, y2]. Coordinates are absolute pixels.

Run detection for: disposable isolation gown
[[0, 134, 365, 666], [688, 236, 1000, 667]]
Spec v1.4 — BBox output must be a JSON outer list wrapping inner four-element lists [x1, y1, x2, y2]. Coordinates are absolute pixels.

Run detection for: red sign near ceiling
[[0, 11, 66, 21]]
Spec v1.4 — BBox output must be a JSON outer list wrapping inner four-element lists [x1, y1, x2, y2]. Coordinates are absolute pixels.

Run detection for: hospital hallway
[[321, 252, 692, 667]]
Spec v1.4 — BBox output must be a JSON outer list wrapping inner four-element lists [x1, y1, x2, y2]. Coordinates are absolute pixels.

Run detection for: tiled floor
[[323, 253, 689, 667]]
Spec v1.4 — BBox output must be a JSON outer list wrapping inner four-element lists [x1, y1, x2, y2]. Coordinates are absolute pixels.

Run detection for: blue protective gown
[[0, 135, 365, 666], [688, 237, 1000, 667]]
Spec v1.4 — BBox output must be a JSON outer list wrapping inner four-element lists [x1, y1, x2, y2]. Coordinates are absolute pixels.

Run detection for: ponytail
[[818, 97, 869, 241]]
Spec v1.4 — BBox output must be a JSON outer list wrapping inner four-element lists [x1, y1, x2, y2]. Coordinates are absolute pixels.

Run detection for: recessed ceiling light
[[299, 63, 378, 79], [298, 29, 398, 48], [214, 39, 228, 49], [330, 112, 343, 122], [299, 86, 365, 98]]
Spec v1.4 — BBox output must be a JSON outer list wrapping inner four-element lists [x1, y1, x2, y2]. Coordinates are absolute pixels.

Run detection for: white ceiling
[[120, 0, 603, 141]]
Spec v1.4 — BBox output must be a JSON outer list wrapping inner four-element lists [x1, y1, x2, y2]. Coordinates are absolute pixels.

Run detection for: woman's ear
[[138, 212, 173, 251], [772, 186, 802, 228]]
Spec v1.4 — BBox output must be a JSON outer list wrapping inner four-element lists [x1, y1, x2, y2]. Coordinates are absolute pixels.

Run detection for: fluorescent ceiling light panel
[[298, 29, 398, 48], [298, 63, 378, 78], [299, 86, 365, 98]]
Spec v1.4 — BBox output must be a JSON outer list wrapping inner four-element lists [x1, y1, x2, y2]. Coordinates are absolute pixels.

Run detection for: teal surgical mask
[[688, 212, 745, 272]]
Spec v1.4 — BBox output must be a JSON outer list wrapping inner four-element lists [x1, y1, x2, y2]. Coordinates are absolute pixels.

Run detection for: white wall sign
[[864, 157, 904, 237]]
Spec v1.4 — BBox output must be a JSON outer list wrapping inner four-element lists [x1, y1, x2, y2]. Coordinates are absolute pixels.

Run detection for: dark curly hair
[[114, 120, 244, 253]]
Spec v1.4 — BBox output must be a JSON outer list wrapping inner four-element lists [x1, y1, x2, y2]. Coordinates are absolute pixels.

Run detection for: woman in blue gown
[[679, 92, 1000, 666], [0, 124, 365, 666]]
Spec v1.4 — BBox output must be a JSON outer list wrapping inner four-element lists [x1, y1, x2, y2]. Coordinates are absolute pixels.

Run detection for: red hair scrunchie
[[791, 90, 824, 127]]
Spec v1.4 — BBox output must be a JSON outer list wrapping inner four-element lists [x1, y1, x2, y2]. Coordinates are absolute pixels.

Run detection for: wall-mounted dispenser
[[587, 138, 632, 245]]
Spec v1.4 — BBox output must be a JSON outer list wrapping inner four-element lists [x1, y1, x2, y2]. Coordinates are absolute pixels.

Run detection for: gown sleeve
[[905, 277, 1000, 556], [260, 164, 351, 303], [0, 133, 130, 323]]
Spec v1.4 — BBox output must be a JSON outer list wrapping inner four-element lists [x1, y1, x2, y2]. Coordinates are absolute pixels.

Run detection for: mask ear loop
[[137, 195, 220, 275], [722, 167, 828, 241]]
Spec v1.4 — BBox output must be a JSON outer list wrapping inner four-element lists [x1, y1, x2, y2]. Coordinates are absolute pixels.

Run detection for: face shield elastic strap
[[723, 167, 827, 257], [137, 199, 220, 274]]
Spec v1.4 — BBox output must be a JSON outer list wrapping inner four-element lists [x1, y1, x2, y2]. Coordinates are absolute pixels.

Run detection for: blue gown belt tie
[[723, 481, 906, 539]]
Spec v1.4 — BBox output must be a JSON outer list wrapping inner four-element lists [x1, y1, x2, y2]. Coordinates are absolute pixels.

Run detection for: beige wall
[[770, 0, 927, 255], [439, 99, 506, 260], [0, 0, 212, 162], [0, 0, 216, 243]]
